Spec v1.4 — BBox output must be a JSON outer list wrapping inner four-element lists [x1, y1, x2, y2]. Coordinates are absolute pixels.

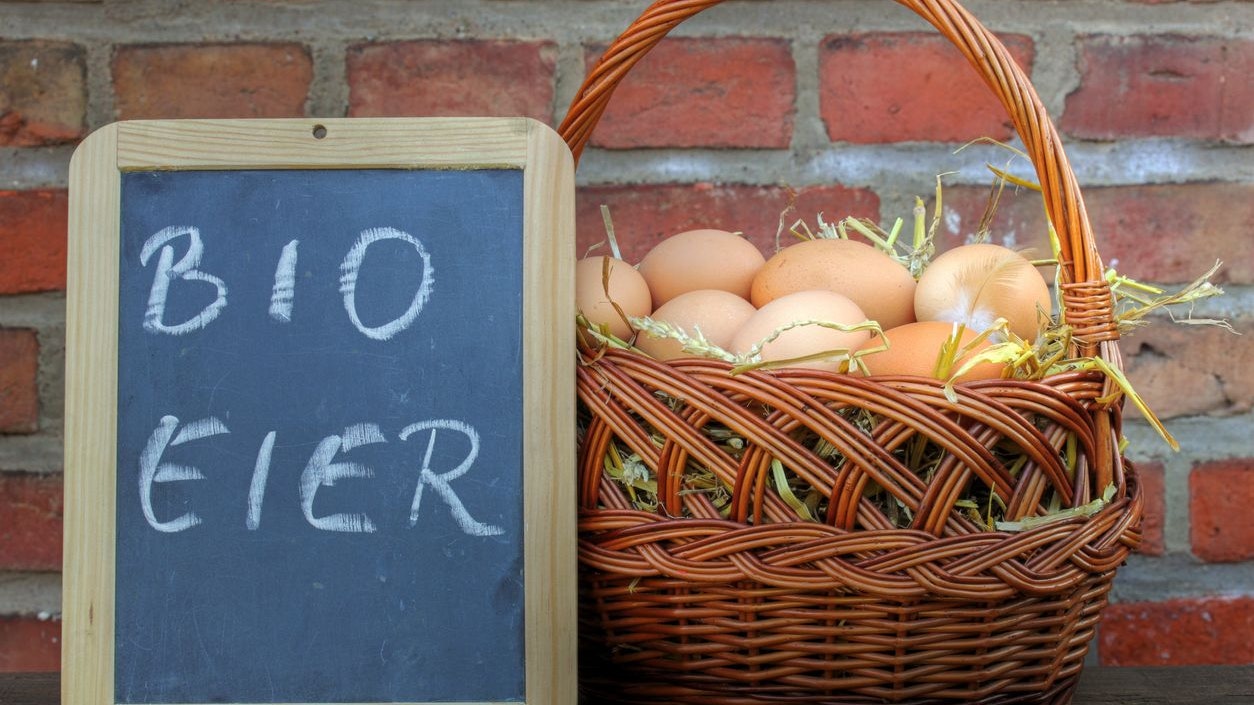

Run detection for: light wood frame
[[64, 118, 576, 705]]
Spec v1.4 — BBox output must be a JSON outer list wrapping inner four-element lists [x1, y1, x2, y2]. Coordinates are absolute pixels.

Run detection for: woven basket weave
[[558, 2, 1143, 703]]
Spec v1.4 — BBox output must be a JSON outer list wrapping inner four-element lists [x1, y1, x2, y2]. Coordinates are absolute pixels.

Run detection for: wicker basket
[[557, 2, 1143, 703]]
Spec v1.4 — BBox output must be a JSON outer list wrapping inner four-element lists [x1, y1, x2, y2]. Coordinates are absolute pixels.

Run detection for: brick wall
[[1, 0, 1251, 673]]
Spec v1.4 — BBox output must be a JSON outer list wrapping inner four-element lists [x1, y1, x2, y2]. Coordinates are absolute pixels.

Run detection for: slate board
[[112, 167, 526, 703]]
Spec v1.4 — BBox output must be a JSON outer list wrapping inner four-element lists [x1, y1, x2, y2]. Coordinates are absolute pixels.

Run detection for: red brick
[[0, 473, 61, 571], [0, 41, 86, 147], [577, 183, 880, 264], [0, 189, 68, 294], [932, 183, 1254, 285], [1136, 462, 1166, 556], [1063, 35, 1253, 143], [348, 40, 556, 123], [1092, 184, 1254, 285], [1122, 317, 1252, 420], [0, 330, 40, 434], [1191, 459, 1254, 562], [113, 43, 312, 120], [0, 616, 60, 672], [819, 33, 1034, 144], [584, 38, 795, 149], [1099, 596, 1254, 666]]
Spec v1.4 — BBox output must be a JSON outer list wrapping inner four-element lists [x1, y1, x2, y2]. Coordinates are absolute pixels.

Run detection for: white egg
[[914, 244, 1052, 340]]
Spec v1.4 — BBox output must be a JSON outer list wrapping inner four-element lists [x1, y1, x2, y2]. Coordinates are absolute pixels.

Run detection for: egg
[[637, 229, 766, 308], [636, 289, 757, 361], [856, 320, 1006, 382], [914, 243, 1051, 340], [730, 290, 870, 373], [751, 238, 916, 330], [575, 256, 652, 340]]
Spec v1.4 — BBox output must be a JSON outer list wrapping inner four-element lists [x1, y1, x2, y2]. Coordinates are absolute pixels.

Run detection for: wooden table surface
[[4, 667, 1253, 704]]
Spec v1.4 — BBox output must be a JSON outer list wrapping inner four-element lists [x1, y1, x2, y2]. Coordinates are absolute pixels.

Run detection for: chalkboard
[[64, 118, 576, 705]]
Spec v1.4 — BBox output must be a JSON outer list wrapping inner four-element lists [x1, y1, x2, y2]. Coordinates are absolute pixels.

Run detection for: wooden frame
[[64, 118, 576, 705]]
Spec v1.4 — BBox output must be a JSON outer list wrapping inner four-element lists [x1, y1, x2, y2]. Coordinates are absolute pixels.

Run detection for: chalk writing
[[140, 226, 228, 335], [300, 422, 385, 534], [246, 431, 276, 530], [139, 414, 230, 532], [340, 227, 434, 341], [401, 420, 503, 537], [141, 226, 435, 341], [269, 239, 299, 323], [138, 417, 499, 537]]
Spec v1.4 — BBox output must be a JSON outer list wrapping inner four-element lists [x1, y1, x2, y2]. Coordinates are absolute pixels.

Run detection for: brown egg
[[730, 290, 870, 373], [637, 229, 766, 308], [914, 243, 1052, 340], [856, 321, 1007, 382], [751, 238, 917, 330], [636, 289, 757, 361], [575, 256, 652, 340]]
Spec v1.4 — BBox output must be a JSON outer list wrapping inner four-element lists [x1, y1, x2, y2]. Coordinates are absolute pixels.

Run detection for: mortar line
[[1163, 453, 1194, 555], [309, 39, 351, 119], [2, 1, 1252, 43]]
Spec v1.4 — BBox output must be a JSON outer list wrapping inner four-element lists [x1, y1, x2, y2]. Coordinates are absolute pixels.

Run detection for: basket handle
[[557, 0, 1120, 356]]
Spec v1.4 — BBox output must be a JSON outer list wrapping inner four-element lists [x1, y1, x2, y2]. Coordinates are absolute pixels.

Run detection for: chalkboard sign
[[64, 118, 575, 705]]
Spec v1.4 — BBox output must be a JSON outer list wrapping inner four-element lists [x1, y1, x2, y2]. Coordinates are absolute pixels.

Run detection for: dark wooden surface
[[6, 668, 1254, 704], [1073, 666, 1254, 703]]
